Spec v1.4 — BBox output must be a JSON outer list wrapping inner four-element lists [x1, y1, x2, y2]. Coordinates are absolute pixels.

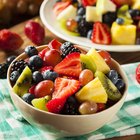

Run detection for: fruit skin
[[34, 80, 54, 98], [75, 77, 108, 103], [111, 0, 132, 7], [6, 55, 16, 66], [46, 98, 66, 114], [24, 20, 45, 45], [136, 64, 140, 84], [22, 93, 35, 105], [32, 71, 44, 84], [54, 52, 82, 78], [81, 0, 96, 7], [91, 22, 111, 45], [43, 70, 59, 81], [48, 39, 62, 51], [107, 70, 119, 84], [25, 46, 38, 57], [111, 22, 136, 45], [0, 29, 23, 51], [10, 71, 20, 83], [52, 77, 80, 100], [40, 66, 53, 74], [38, 47, 50, 59]]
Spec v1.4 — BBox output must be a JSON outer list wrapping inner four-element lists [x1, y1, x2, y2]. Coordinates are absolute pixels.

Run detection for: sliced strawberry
[[111, 0, 132, 7], [53, 1, 71, 16], [52, 77, 80, 99], [38, 47, 50, 59], [40, 66, 53, 73], [48, 39, 62, 51], [91, 22, 111, 45], [46, 98, 66, 114], [82, 0, 96, 7], [54, 52, 82, 78]]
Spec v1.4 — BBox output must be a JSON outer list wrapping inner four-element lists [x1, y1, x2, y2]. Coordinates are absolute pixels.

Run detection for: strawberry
[[40, 66, 53, 74], [46, 98, 66, 113], [24, 20, 45, 45], [52, 77, 80, 99], [91, 22, 111, 45], [136, 64, 140, 84], [82, 0, 96, 7], [54, 52, 82, 78], [48, 39, 62, 51], [53, 1, 71, 16], [0, 29, 23, 51], [111, 0, 132, 7]]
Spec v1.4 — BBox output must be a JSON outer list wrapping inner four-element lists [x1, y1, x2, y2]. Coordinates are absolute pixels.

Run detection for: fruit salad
[[53, 0, 140, 45], [10, 39, 125, 115]]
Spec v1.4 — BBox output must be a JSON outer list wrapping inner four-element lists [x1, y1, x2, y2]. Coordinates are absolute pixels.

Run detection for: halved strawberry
[[53, 1, 71, 16], [46, 98, 66, 113], [111, 0, 132, 7], [54, 52, 82, 78], [48, 39, 62, 51], [52, 77, 80, 99], [82, 0, 96, 7], [91, 22, 111, 45]]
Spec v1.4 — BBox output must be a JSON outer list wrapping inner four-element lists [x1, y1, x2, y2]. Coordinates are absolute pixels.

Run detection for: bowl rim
[[7, 45, 128, 118]]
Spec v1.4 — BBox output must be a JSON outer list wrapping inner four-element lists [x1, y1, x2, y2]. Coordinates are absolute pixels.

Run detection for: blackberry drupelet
[[60, 42, 81, 58], [6, 55, 16, 66], [11, 59, 27, 73], [61, 96, 80, 115], [0, 63, 8, 79], [77, 18, 93, 37]]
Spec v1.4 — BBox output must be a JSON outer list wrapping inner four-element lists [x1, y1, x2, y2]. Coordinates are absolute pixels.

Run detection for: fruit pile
[[53, 0, 140, 45], [10, 39, 125, 115]]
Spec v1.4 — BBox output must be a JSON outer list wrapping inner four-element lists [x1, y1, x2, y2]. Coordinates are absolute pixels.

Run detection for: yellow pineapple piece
[[111, 22, 136, 45], [132, 0, 140, 10], [75, 77, 108, 103]]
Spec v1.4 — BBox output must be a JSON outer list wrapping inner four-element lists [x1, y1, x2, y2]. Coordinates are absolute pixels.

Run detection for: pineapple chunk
[[87, 48, 110, 74], [132, 0, 140, 10], [75, 77, 108, 103], [86, 6, 102, 22], [111, 22, 136, 45]]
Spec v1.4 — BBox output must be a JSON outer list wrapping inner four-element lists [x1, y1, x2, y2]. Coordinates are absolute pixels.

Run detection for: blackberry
[[77, 18, 93, 37], [61, 96, 80, 115], [6, 55, 16, 66], [60, 42, 81, 58], [0, 63, 8, 79], [11, 59, 27, 73]]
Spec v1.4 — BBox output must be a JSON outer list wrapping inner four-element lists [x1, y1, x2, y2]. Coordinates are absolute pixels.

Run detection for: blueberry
[[87, 30, 93, 39], [32, 71, 43, 84], [115, 79, 125, 91], [10, 71, 20, 82], [25, 46, 38, 57], [43, 70, 59, 81], [6, 55, 16, 65], [107, 70, 118, 84], [77, 7, 85, 16], [129, 9, 140, 17], [116, 18, 124, 25], [28, 55, 43, 69], [22, 93, 35, 105], [75, 15, 83, 23]]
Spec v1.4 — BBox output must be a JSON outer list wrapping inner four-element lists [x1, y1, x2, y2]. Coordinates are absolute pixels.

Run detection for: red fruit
[[29, 85, 36, 94], [53, 1, 71, 16], [38, 47, 50, 59], [82, 0, 96, 7], [111, 0, 132, 7], [52, 77, 80, 99], [46, 98, 66, 114], [40, 66, 53, 73], [98, 50, 112, 66], [34, 80, 54, 98], [24, 20, 45, 45], [91, 22, 111, 45], [54, 52, 82, 78], [97, 103, 105, 112], [44, 49, 62, 67], [0, 29, 23, 51], [136, 64, 140, 84], [48, 39, 62, 51]]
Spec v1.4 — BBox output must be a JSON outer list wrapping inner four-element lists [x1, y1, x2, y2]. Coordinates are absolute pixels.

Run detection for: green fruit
[[87, 48, 110, 74], [95, 71, 122, 101], [13, 66, 32, 97], [75, 77, 108, 103], [32, 95, 51, 111], [117, 5, 133, 25], [80, 54, 96, 73]]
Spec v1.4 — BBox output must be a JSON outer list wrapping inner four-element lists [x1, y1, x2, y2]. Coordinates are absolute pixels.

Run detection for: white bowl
[[7, 45, 128, 137]]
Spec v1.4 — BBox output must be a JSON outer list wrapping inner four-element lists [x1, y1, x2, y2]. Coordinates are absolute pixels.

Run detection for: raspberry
[[24, 20, 45, 45]]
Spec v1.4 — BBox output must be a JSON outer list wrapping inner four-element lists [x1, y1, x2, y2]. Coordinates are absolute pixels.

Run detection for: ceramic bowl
[[7, 45, 128, 137]]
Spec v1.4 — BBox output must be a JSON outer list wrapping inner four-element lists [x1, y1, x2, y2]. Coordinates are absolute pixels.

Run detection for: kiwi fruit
[[95, 71, 122, 101], [12, 66, 32, 97], [80, 54, 96, 73]]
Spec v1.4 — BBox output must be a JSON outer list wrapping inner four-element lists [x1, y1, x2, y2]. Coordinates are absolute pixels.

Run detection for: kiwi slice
[[95, 71, 122, 101], [13, 66, 32, 97], [80, 54, 96, 73]]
